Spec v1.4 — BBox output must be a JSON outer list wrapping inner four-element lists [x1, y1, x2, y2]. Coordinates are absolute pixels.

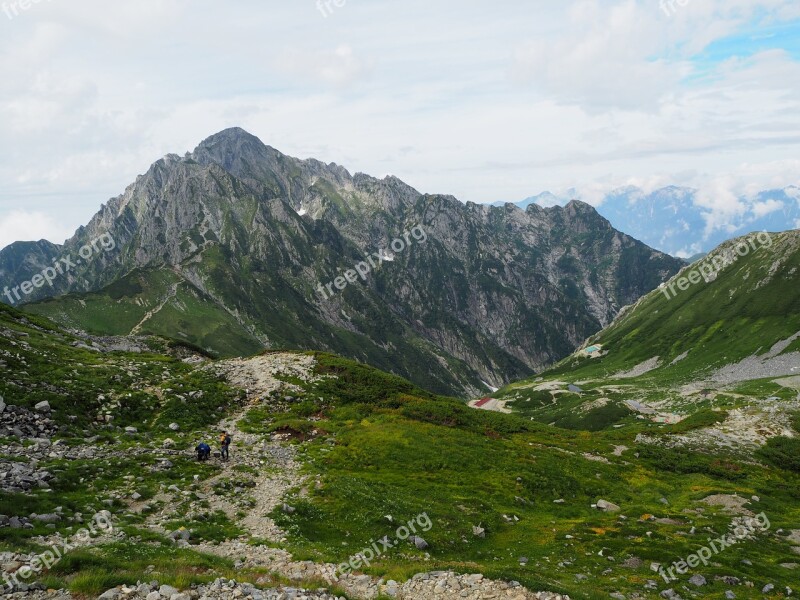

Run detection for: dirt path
[[129, 282, 179, 335]]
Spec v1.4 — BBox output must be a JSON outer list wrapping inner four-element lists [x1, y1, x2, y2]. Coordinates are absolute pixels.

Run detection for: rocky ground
[[2, 353, 570, 600]]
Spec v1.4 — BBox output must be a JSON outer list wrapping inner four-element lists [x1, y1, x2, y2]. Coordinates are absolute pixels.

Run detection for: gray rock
[[689, 574, 707, 587], [34, 401, 51, 412], [169, 423, 180, 431], [33, 513, 61, 523], [168, 529, 191, 542], [725, 592, 736, 600], [410, 535, 429, 550], [621, 557, 643, 569], [596, 499, 621, 512], [158, 584, 179, 597], [763, 584, 775, 593]]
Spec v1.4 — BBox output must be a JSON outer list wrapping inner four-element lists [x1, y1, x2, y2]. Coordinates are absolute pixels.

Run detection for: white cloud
[[751, 198, 784, 217], [277, 44, 372, 88], [513, 0, 684, 111], [0, 0, 798, 246]]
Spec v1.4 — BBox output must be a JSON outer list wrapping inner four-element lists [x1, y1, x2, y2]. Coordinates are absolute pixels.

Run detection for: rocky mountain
[[513, 185, 800, 257], [0, 128, 682, 397]]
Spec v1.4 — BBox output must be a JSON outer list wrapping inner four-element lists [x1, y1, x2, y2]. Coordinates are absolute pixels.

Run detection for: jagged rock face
[[0, 128, 683, 396]]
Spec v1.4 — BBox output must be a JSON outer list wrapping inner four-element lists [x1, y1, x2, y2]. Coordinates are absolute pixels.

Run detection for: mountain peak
[[197, 127, 265, 149], [191, 127, 281, 180]]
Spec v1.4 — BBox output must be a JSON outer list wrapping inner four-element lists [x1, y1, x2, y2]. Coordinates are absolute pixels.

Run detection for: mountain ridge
[[2, 128, 683, 396], [509, 184, 800, 256]]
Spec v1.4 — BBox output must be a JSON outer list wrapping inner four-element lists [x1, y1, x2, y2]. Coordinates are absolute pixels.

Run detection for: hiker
[[219, 430, 231, 461], [196, 442, 211, 461]]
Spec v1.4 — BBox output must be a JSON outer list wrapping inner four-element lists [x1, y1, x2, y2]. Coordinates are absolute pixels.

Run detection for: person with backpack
[[219, 431, 231, 461], [196, 442, 211, 461]]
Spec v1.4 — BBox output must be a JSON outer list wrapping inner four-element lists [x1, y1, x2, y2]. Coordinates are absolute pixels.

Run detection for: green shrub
[[757, 436, 800, 472], [665, 409, 728, 434]]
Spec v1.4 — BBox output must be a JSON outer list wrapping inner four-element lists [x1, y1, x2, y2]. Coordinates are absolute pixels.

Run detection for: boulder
[[410, 535, 429, 550], [158, 584, 179, 597], [596, 499, 621, 512], [168, 529, 191, 542], [689, 574, 707, 587], [34, 401, 51, 413]]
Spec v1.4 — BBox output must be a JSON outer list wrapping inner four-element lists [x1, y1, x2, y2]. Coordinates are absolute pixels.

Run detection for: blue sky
[[0, 0, 799, 249]]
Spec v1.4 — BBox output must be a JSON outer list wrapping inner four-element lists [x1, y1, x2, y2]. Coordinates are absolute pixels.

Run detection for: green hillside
[[494, 230, 800, 450], [2, 301, 800, 599]]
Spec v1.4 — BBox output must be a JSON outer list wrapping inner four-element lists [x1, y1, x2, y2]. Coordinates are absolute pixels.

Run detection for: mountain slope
[[2, 298, 799, 599], [494, 229, 800, 447], [2, 128, 683, 396]]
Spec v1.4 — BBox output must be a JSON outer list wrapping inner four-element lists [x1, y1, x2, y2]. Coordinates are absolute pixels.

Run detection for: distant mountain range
[[502, 186, 800, 257], [0, 128, 682, 397]]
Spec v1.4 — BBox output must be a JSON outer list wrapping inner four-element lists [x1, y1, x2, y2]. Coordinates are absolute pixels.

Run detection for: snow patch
[[481, 380, 499, 393]]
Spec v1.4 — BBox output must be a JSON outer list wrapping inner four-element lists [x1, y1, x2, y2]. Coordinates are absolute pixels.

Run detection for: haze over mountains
[[511, 185, 800, 257], [0, 128, 682, 397]]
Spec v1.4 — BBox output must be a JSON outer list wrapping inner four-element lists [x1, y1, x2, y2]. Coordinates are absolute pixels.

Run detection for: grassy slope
[[241, 355, 800, 599], [0, 302, 261, 594], [24, 264, 481, 397], [23, 268, 264, 358], [495, 231, 800, 431], [549, 230, 800, 383], [3, 305, 800, 599]]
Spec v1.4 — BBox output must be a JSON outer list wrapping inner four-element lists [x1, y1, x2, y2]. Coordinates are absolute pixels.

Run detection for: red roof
[[475, 397, 494, 407]]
